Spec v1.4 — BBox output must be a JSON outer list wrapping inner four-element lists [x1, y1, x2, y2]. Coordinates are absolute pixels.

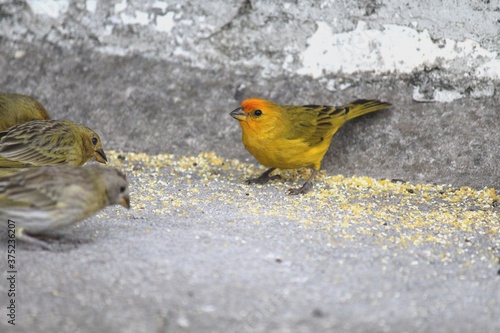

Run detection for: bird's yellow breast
[[241, 128, 331, 170]]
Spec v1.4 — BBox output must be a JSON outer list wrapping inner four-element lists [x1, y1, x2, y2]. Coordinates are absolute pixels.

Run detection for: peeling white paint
[[86, 0, 97, 14], [114, 0, 127, 14], [476, 59, 500, 80], [99, 45, 128, 57], [108, 0, 175, 33], [20, 1, 499, 101], [298, 21, 500, 80], [412, 86, 466, 103], [26, 0, 69, 19], [155, 12, 176, 33], [469, 84, 495, 99], [120, 11, 150, 26], [152, 0, 169, 12]]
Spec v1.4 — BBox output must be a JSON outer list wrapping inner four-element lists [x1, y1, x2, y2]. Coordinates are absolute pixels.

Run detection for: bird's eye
[[254, 110, 262, 116], [91, 137, 98, 145], [120, 186, 126, 193]]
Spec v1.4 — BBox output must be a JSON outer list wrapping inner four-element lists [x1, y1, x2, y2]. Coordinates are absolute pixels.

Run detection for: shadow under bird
[[0, 165, 130, 249], [230, 98, 391, 194], [0, 119, 107, 167], [0, 92, 50, 131]]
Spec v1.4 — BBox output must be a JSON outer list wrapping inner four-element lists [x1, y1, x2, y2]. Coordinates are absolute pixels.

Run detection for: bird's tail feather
[[345, 99, 391, 121]]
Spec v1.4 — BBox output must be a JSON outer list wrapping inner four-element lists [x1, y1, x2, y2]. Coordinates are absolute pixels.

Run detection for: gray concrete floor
[[0, 149, 499, 333]]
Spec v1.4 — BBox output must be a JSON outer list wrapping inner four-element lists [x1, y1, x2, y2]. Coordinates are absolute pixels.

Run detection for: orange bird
[[230, 98, 391, 194]]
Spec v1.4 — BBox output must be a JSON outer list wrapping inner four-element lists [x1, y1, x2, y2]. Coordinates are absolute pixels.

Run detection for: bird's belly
[[243, 135, 328, 170]]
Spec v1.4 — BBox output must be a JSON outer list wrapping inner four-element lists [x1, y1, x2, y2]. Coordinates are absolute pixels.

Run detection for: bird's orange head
[[230, 98, 283, 136]]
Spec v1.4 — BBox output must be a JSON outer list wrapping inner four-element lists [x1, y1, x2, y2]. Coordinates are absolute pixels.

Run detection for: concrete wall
[[0, 0, 499, 188]]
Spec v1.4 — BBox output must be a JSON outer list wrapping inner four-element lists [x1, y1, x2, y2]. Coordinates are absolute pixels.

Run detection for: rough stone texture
[[0, 0, 499, 188], [0, 38, 498, 188], [0, 0, 499, 332]]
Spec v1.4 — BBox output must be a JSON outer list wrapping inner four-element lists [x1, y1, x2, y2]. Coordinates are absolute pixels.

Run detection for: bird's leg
[[247, 167, 280, 185], [287, 169, 319, 195], [16, 227, 52, 250]]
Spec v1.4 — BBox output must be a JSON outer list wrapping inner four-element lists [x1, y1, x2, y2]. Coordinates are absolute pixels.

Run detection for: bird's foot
[[247, 174, 281, 185], [16, 231, 53, 250], [247, 168, 280, 185], [16, 228, 87, 251], [286, 181, 313, 195]]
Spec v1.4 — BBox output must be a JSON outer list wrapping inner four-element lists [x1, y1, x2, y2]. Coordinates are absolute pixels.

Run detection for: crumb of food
[[100, 150, 499, 264]]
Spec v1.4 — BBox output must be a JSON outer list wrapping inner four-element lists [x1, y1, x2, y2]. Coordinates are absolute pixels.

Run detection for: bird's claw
[[247, 174, 281, 185], [17, 233, 54, 251], [286, 181, 313, 195]]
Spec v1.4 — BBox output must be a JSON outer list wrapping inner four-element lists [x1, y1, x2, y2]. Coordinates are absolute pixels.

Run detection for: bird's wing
[[0, 168, 93, 232], [0, 170, 62, 209], [285, 105, 348, 146], [0, 124, 69, 167]]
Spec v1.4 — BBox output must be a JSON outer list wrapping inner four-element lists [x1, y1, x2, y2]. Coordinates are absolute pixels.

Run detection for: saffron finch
[[0, 119, 107, 167], [230, 98, 391, 194], [0, 92, 50, 131], [0, 165, 130, 249]]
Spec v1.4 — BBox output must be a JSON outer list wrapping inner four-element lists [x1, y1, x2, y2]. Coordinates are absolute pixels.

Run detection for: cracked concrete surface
[[0, 0, 499, 332]]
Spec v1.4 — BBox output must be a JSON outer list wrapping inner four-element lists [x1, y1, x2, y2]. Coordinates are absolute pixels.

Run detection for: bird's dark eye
[[254, 110, 262, 116], [91, 137, 98, 145], [120, 186, 126, 193]]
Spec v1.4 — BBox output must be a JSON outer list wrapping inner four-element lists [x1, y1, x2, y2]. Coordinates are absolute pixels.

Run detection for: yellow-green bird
[[231, 98, 391, 194], [0, 119, 107, 167], [0, 92, 50, 131], [0, 165, 130, 249]]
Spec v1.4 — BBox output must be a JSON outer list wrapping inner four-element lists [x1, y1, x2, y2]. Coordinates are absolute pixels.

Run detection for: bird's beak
[[95, 148, 108, 164], [120, 195, 130, 209], [230, 107, 246, 121]]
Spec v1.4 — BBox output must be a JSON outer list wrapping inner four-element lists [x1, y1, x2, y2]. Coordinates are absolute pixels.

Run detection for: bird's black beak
[[95, 148, 108, 164], [230, 107, 246, 121]]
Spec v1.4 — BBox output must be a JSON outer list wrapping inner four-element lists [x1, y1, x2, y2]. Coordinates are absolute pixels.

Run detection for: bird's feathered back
[[0, 93, 50, 131]]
